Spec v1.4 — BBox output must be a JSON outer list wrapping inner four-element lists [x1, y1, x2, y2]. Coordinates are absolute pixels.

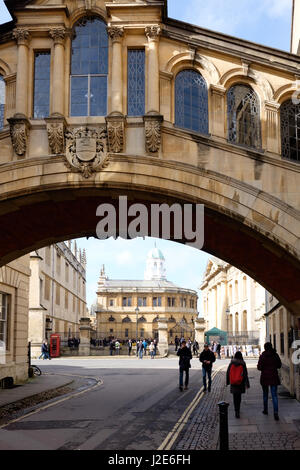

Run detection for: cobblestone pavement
[[175, 367, 227, 450], [174, 363, 300, 451]]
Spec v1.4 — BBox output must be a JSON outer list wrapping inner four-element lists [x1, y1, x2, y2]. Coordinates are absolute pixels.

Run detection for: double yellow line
[[158, 367, 222, 451]]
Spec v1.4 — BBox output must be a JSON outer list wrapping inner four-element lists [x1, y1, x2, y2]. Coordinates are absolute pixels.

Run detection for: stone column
[[79, 317, 92, 356], [265, 101, 281, 154], [8, 28, 31, 158], [144, 26, 163, 154], [210, 85, 226, 138], [106, 26, 125, 153], [13, 28, 30, 116], [145, 25, 161, 113], [107, 26, 124, 114], [157, 318, 169, 357], [49, 27, 66, 116], [194, 318, 206, 350]]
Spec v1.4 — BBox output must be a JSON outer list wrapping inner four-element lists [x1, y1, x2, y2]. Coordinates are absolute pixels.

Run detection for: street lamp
[[135, 307, 140, 356], [135, 307, 140, 343]]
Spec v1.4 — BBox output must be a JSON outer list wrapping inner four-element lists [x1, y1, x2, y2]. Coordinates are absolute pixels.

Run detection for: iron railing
[[227, 330, 260, 345]]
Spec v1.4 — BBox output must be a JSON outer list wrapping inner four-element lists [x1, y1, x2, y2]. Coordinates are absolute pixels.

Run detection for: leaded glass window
[[0, 76, 5, 129], [280, 99, 300, 162], [127, 49, 145, 116], [70, 16, 108, 117], [227, 84, 261, 149], [175, 69, 209, 134], [33, 52, 51, 118]]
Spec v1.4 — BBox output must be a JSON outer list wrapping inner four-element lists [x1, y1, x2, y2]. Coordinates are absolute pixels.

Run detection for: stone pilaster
[[107, 26, 124, 115], [145, 25, 161, 113], [13, 28, 30, 116], [194, 318, 206, 349], [210, 85, 226, 138], [79, 317, 92, 356], [157, 317, 169, 357], [265, 100, 281, 154], [49, 27, 66, 116]]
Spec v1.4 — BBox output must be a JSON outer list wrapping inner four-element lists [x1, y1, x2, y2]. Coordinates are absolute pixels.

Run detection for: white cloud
[[115, 249, 134, 266], [180, 0, 292, 37]]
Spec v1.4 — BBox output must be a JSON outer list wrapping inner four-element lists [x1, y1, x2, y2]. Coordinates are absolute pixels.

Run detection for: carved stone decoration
[[107, 25, 124, 43], [7, 113, 31, 157], [49, 27, 66, 44], [105, 112, 125, 153], [64, 126, 109, 178], [145, 25, 162, 41], [12, 28, 30, 45], [144, 113, 163, 153], [45, 114, 66, 155]]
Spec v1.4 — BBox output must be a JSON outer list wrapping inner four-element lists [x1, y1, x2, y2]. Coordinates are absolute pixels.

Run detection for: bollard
[[218, 401, 230, 451]]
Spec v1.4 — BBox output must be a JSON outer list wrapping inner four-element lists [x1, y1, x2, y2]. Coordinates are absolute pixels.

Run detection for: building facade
[[200, 257, 266, 350], [96, 246, 198, 342], [265, 293, 300, 401], [28, 240, 87, 358], [0, 256, 31, 385]]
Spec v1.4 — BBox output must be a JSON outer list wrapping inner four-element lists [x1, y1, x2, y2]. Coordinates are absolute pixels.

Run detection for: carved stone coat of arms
[[64, 127, 109, 178]]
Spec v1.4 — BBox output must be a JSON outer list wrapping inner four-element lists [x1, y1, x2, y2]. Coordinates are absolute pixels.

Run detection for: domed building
[[95, 245, 198, 342]]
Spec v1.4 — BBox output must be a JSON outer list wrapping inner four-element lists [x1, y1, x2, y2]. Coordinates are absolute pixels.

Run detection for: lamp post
[[135, 307, 140, 343]]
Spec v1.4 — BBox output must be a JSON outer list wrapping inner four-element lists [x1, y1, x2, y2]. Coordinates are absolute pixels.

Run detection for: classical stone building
[[200, 257, 266, 349], [265, 293, 300, 401], [0, 256, 31, 385], [96, 246, 198, 342], [0, 0, 299, 372], [28, 240, 87, 358]]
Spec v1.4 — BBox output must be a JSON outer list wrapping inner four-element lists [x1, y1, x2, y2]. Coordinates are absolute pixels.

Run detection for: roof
[[147, 246, 165, 260], [97, 279, 197, 294]]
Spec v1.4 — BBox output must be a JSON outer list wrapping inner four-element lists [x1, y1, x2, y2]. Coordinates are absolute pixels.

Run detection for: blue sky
[[0, 0, 294, 309]]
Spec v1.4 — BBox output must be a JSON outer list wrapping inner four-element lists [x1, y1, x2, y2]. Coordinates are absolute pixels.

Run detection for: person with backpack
[[177, 340, 192, 391], [199, 343, 216, 392], [257, 342, 282, 421], [226, 351, 250, 418]]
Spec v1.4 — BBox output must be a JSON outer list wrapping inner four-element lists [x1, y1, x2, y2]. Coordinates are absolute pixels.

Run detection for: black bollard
[[218, 401, 230, 451]]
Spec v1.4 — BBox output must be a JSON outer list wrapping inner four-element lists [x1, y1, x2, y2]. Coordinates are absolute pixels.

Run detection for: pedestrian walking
[[175, 336, 180, 352], [177, 340, 192, 391], [216, 342, 221, 359], [109, 340, 114, 356], [115, 340, 120, 355], [149, 341, 155, 359], [257, 342, 282, 421], [143, 339, 148, 356], [137, 340, 144, 359], [199, 343, 216, 392], [39, 340, 51, 360], [226, 351, 250, 418], [128, 339, 132, 356]]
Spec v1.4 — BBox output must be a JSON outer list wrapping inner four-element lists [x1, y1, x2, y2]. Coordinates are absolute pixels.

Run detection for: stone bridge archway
[[0, 153, 300, 315]]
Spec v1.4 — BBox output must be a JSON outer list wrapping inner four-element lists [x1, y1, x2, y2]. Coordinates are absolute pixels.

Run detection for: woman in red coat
[[257, 342, 282, 421]]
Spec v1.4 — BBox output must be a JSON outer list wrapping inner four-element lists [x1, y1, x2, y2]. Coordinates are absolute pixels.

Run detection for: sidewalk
[[175, 361, 300, 451], [225, 363, 300, 450], [0, 374, 73, 408]]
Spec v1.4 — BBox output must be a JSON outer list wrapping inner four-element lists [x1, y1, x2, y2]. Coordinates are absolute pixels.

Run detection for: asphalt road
[[0, 356, 228, 450]]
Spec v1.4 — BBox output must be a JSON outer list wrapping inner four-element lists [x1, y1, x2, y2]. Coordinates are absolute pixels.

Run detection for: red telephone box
[[50, 334, 60, 358]]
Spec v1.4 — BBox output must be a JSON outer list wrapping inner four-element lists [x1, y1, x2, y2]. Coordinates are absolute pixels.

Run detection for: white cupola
[[144, 243, 167, 281]]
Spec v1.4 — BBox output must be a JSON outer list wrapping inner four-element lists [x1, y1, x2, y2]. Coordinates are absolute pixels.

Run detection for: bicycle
[[30, 365, 42, 376]]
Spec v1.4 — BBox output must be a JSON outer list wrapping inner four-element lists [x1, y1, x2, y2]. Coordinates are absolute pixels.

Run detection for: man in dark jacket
[[177, 340, 192, 391], [257, 342, 282, 420], [199, 343, 216, 392]]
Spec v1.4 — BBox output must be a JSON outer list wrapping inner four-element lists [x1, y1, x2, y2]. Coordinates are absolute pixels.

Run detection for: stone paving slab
[[174, 362, 300, 451]]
